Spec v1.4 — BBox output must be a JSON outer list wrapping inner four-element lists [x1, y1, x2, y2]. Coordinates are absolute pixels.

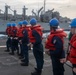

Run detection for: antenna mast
[[44, 0, 46, 13]]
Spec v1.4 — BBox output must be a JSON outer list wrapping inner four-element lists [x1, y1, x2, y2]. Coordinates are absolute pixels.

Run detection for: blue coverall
[[11, 29, 19, 55], [50, 36, 65, 75], [6, 37, 11, 51], [32, 30, 44, 72], [22, 29, 29, 64]]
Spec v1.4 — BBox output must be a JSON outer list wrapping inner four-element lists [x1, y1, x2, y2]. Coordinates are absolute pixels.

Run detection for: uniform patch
[[23, 30, 26, 34], [53, 39, 56, 44]]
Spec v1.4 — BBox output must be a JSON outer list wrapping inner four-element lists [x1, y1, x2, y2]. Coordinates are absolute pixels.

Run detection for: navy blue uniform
[[5, 27, 11, 52], [50, 36, 65, 75], [6, 37, 11, 51], [11, 29, 19, 55], [11, 38, 19, 54], [18, 37, 23, 57], [32, 30, 44, 71], [21, 29, 29, 65]]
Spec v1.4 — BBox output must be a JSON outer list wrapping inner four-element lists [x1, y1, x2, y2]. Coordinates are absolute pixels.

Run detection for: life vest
[[17, 27, 24, 38], [45, 28, 67, 50], [68, 34, 76, 64], [17, 26, 31, 38], [6, 27, 12, 36], [25, 25, 31, 38], [29, 25, 43, 43], [11, 27, 18, 37]]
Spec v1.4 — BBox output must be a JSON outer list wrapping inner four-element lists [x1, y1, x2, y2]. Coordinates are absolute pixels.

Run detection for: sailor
[[67, 18, 76, 75], [29, 18, 44, 75], [5, 23, 12, 52], [9, 23, 19, 55], [20, 20, 31, 66], [17, 22, 23, 58], [45, 18, 67, 75]]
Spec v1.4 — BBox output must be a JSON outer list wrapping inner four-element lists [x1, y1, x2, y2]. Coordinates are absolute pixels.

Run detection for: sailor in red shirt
[[5, 23, 12, 52], [18, 20, 31, 66], [16, 22, 23, 58], [29, 18, 44, 75], [45, 18, 67, 75], [9, 23, 19, 55], [67, 18, 76, 75]]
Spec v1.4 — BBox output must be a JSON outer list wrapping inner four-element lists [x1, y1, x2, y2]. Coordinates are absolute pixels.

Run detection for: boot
[[20, 62, 29, 66], [9, 49, 14, 55], [4, 50, 10, 52], [18, 53, 22, 56], [31, 68, 42, 75], [16, 51, 20, 56], [9, 52, 14, 55], [21, 59, 25, 62], [19, 56, 24, 59]]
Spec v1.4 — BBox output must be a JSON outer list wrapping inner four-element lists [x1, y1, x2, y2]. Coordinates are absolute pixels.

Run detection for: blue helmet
[[22, 20, 28, 25], [49, 18, 59, 27], [12, 23, 16, 27], [70, 18, 76, 27], [30, 18, 37, 25], [18, 22, 22, 26], [7, 23, 11, 27]]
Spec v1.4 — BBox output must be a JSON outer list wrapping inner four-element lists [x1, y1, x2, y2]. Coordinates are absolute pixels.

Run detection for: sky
[[0, 0, 76, 19]]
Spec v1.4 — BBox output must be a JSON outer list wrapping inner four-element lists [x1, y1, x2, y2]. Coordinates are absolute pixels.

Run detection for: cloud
[[47, 0, 70, 4], [0, 0, 76, 19]]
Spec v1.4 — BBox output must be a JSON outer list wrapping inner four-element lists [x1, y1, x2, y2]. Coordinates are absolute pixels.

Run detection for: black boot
[[9, 52, 14, 55], [9, 49, 14, 55], [31, 68, 42, 75], [20, 62, 29, 66], [4, 50, 10, 52], [17, 51, 20, 56], [21, 59, 25, 62], [18, 53, 22, 56], [19, 56, 24, 59]]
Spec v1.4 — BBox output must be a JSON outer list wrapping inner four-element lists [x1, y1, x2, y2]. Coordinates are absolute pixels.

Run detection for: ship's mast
[[22, 6, 28, 20], [44, 0, 46, 13]]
